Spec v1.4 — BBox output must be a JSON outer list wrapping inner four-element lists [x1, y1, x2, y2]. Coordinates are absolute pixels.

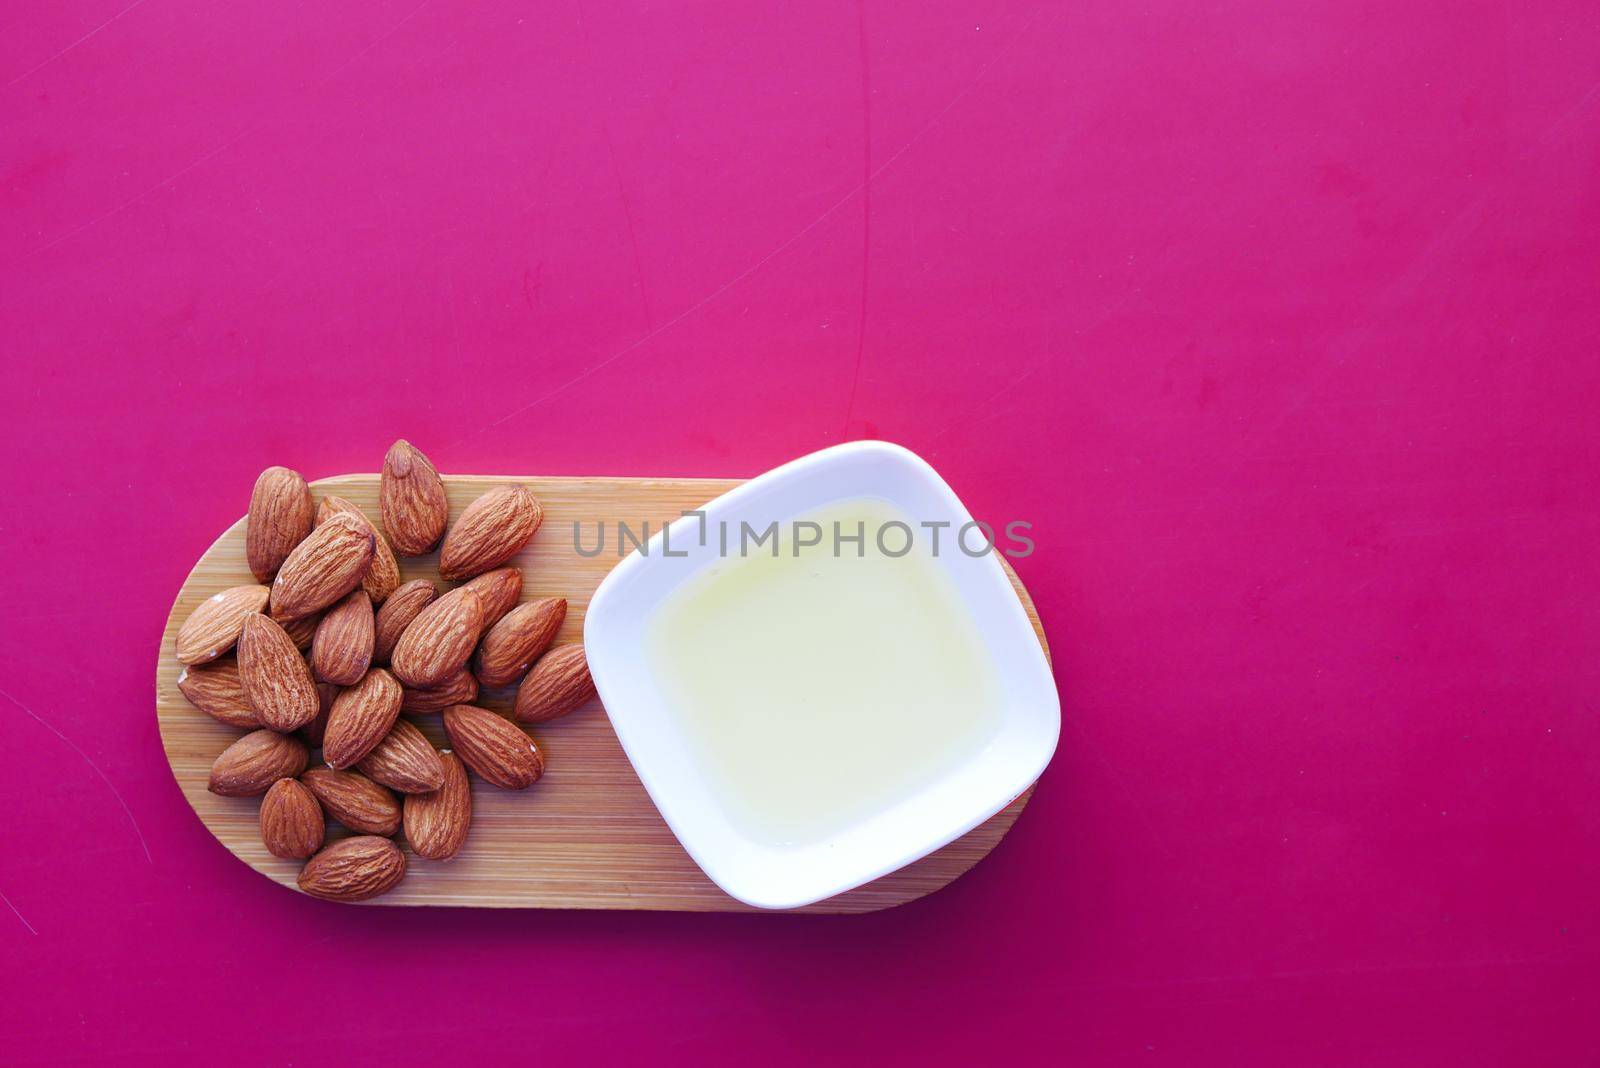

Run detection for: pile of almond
[[173, 440, 595, 902]]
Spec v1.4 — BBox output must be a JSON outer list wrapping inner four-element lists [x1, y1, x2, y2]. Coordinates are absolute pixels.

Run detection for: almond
[[474, 597, 566, 688], [237, 613, 321, 732], [317, 496, 400, 605], [176, 659, 259, 729], [373, 579, 438, 663], [310, 589, 374, 685], [175, 585, 270, 665], [461, 566, 522, 629], [400, 668, 480, 714], [299, 682, 338, 748], [438, 485, 543, 580], [246, 466, 314, 582], [282, 611, 321, 651], [380, 440, 449, 556], [260, 778, 325, 859], [298, 836, 406, 902], [209, 730, 309, 796], [442, 704, 544, 789], [268, 513, 375, 622], [356, 718, 445, 793], [403, 751, 472, 860], [513, 644, 596, 724], [322, 668, 403, 769], [300, 768, 401, 835], [390, 586, 484, 688]]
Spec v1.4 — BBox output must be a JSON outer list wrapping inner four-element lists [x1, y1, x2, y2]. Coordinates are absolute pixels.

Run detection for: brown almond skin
[[438, 485, 543, 581], [237, 613, 321, 733], [310, 589, 375, 685], [403, 751, 472, 860], [177, 659, 259, 729], [443, 704, 545, 789], [246, 466, 315, 582], [299, 682, 338, 748], [513, 644, 597, 724], [474, 597, 566, 688], [461, 567, 522, 630], [400, 668, 480, 714], [298, 836, 406, 902], [300, 768, 401, 835], [373, 579, 438, 663], [356, 718, 446, 793], [209, 730, 309, 796], [260, 778, 325, 859], [282, 611, 320, 651], [175, 585, 270, 665], [317, 496, 400, 605], [269, 513, 375, 622], [380, 440, 449, 556], [390, 586, 484, 688], [322, 668, 403, 769]]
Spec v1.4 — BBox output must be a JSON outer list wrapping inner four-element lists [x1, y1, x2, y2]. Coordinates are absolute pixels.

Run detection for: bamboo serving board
[[156, 474, 1049, 913]]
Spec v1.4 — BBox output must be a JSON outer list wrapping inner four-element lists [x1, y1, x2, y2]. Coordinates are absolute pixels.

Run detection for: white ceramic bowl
[[583, 441, 1060, 909]]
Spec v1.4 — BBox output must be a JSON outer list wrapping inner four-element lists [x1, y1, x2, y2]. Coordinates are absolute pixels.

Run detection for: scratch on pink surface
[[602, 122, 656, 332], [5, 0, 155, 87], [577, 0, 656, 333], [16, 0, 436, 262], [840, 0, 873, 437], [458, 7, 1049, 447], [924, 241, 1176, 447], [0, 685, 151, 863], [1032, 74, 1600, 606], [0, 886, 37, 936], [1244, 79, 1600, 447]]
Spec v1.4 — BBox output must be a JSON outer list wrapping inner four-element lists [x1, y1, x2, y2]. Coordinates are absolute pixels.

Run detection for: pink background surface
[[3, 1, 1598, 1063]]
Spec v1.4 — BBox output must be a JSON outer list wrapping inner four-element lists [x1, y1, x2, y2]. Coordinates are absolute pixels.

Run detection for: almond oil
[[647, 497, 1004, 846]]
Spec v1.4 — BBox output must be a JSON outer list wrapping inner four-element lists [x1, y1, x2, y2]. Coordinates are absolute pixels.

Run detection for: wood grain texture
[[157, 475, 1051, 912]]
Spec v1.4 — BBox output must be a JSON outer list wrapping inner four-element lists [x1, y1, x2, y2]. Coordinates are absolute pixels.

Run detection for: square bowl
[[583, 441, 1060, 909]]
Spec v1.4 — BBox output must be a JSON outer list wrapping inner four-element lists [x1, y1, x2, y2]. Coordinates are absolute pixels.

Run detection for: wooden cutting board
[[156, 474, 1050, 912]]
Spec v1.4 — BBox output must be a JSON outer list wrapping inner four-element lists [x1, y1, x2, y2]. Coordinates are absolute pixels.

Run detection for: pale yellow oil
[[647, 498, 1003, 846]]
